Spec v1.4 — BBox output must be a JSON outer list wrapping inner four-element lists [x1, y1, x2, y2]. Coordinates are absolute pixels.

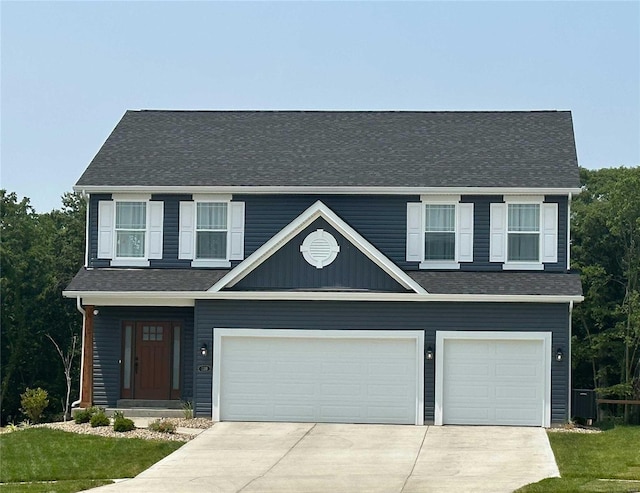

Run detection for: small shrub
[[148, 419, 176, 434], [73, 406, 100, 424], [113, 416, 135, 432], [90, 410, 110, 428], [181, 401, 193, 420], [113, 410, 125, 420], [20, 387, 49, 423]]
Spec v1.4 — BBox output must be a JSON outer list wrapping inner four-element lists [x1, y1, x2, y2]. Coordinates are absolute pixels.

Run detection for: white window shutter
[[178, 201, 195, 260], [541, 203, 558, 263], [148, 201, 164, 260], [489, 203, 506, 263], [456, 203, 474, 262], [229, 202, 245, 260], [406, 203, 424, 262], [97, 200, 114, 259]]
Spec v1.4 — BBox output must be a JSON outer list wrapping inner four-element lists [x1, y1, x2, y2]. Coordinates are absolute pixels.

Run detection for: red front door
[[133, 322, 172, 400]]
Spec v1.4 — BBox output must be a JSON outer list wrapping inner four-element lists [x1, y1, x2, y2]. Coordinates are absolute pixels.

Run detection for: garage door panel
[[218, 332, 420, 425], [442, 337, 546, 426]]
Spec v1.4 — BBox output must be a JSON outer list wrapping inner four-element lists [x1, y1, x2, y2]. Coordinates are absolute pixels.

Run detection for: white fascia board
[[209, 200, 427, 294], [74, 185, 583, 196], [62, 290, 584, 304]]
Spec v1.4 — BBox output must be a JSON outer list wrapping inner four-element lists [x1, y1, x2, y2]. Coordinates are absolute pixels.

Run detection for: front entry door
[[133, 322, 172, 400]]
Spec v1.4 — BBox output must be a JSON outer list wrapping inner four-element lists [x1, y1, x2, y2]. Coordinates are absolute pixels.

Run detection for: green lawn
[[0, 428, 183, 493], [517, 426, 640, 493]]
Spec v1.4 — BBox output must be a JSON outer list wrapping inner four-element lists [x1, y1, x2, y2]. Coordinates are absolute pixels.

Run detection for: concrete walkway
[[89, 422, 559, 493]]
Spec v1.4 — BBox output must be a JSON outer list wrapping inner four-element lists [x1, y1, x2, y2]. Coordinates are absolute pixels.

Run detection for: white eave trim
[[74, 185, 583, 196], [62, 289, 584, 304], [209, 200, 428, 294]]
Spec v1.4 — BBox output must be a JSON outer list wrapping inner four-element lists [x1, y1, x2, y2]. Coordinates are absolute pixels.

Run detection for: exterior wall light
[[425, 346, 434, 361], [200, 343, 208, 357], [555, 348, 564, 362]]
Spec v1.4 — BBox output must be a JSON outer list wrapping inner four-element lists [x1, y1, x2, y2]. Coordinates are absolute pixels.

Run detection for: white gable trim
[[208, 200, 427, 294]]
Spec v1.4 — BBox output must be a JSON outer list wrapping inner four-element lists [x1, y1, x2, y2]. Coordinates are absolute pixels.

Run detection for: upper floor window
[[179, 196, 245, 268], [507, 204, 540, 262], [97, 195, 164, 266], [196, 202, 228, 260], [116, 202, 146, 258], [490, 197, 557, 270], [406, 196, 474, 269], [425, 204, 456, 261]]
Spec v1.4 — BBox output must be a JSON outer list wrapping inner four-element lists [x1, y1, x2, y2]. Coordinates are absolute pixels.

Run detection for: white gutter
[[73, 185, 584, 196], [71, 297, 86, 408], [63, 289, 585, 304]]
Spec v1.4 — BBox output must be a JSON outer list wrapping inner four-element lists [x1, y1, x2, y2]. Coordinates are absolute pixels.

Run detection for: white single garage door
[[213, 329, 424, 425], [436, 332, 551, 427]]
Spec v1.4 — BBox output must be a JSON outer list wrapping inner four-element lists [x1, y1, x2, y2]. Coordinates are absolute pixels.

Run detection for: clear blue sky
[[2, 1, 638, 213]]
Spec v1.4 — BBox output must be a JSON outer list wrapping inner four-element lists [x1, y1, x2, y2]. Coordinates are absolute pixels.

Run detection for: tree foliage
[[1, 190, 85, 424], [571, 166, 640, 421]]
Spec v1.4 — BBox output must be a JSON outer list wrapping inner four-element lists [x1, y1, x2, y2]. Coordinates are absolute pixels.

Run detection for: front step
[[116, 399, 183, 409], [106, 407, 184, 418]]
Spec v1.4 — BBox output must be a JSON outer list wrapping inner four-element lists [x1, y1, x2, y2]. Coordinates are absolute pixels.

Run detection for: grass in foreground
[[0, 428, 183, 492], [517, 426, 640, 492]]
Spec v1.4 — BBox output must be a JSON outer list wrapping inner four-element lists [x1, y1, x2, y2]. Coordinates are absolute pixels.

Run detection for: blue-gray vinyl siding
[[86, 193, 569, 272], [234, 217, 407, 292], [92, 306, 194, 406], [193, 300, 570, 424]]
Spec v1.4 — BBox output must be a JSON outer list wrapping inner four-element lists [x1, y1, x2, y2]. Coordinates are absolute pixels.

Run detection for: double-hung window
[[425, 204, 456, 261], [490, 196, 558, 270], [196, 202, 228, 260], [507, 204, 540, 262], [406, 196, 474, 269], [116, 202, 146, 258], [97, 195, 164, 266], [179, 196, 245, 267]]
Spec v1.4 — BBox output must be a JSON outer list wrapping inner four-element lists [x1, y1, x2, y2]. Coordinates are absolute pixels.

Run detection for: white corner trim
[[212, 329, 425, 425], [434, 330, 552, 428], [208, 200, 428, 294]]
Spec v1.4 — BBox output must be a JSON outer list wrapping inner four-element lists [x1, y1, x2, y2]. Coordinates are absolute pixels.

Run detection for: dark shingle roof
[[76, 110, 580, 189], [65, 268, 229, 292], [65, 268, 582, 297], [407, 271, 583, 296]]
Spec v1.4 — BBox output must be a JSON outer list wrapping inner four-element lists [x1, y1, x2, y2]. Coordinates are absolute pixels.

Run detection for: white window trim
[[434, 330, 552, 428], [111, 194, 152, 267], [212, 328, 425, 425], [502, 196, 545, 270], [191, 195, 233, 268], [417, 195, 473, 269]]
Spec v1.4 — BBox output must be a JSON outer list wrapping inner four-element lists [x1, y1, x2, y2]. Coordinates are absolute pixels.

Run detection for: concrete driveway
[[90, 422, 559, 493]]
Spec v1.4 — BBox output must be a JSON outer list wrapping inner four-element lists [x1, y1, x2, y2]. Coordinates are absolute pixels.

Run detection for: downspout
[[568, 300, 574, 422], [567, 192, 572, 270], [72, 297, 86, 408]]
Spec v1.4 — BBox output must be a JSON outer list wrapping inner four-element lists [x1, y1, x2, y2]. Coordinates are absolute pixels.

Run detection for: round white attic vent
[[300, 229, 340, 269]]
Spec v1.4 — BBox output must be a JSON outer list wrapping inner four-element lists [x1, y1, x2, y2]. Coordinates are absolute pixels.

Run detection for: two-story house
[[64, 110, 583, 427]]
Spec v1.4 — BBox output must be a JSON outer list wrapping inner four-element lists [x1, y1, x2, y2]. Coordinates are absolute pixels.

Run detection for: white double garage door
[[212, 329, 552, 427]]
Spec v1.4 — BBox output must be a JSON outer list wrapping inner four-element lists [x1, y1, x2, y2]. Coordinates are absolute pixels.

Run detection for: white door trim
[[434, 330, 552, 427], [212, 328, 425, 425]]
